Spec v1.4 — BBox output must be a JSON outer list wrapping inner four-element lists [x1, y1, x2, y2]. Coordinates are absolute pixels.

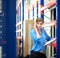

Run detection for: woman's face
[[36, 21, 43, 29]]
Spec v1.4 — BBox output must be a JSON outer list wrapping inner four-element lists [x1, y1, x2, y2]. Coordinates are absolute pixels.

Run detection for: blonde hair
[[36, 18, 44, 23]]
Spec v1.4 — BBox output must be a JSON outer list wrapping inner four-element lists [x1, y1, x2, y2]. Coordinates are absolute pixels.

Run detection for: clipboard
[[44, 38, 56, 46]]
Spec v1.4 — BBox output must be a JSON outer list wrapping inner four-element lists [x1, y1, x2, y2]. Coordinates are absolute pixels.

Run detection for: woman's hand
[[34, 22, 40, 38]]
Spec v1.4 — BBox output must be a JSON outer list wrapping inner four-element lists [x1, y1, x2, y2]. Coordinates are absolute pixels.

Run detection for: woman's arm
[[30, 30, 40, 41], [42, 20, 56, 27]]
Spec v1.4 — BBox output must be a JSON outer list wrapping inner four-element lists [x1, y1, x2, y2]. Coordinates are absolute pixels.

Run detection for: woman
[[30, 18, 52, 58]]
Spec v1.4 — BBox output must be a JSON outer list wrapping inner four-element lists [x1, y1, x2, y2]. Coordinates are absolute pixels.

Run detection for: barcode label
[[0, 0, 2, 13], [0, 46, 2, 58]]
